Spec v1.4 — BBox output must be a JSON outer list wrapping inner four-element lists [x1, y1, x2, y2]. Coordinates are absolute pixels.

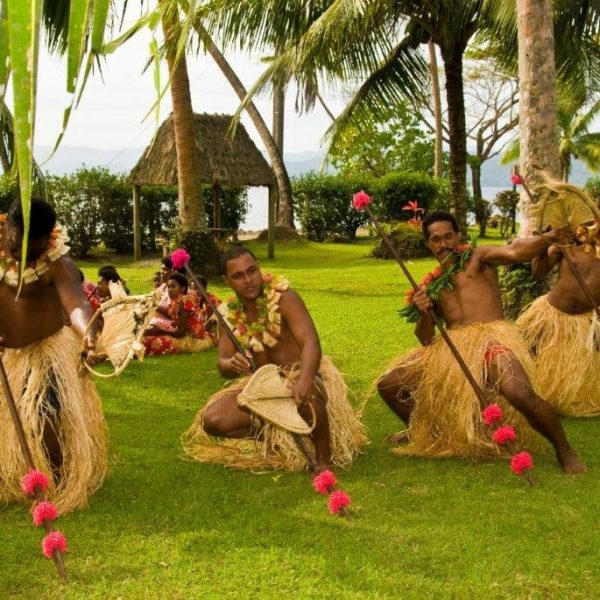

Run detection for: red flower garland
[[313, 470, 336, 495], [32, 501, 59, 527], [492, 425, 517, 445], [511, 451, 534, 475], [42, 531, 67, 558], [21, 470, 50, 496], [328, 490, 351, 515]]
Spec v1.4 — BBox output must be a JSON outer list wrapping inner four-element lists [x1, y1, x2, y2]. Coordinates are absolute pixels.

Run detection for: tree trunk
[[428, 40, 443, 178], [195, 22, 295, 231], [441, 45, 468, 234], [272, 82, 293, 228], [516, 0, 561, 235], [162, 4, 206, 233], [470, 161, 482, 203], [561, 155, 570, 181]]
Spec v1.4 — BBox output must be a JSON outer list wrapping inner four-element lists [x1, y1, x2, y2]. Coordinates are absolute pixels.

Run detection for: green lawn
[[2, 235, 599, 599]]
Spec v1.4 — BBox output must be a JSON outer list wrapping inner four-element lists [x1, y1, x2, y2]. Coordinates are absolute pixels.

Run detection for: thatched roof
[[130, 113, 275, 187]]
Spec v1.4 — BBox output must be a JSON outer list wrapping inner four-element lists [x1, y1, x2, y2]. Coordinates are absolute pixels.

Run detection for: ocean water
[[240, 186, 516, 230]]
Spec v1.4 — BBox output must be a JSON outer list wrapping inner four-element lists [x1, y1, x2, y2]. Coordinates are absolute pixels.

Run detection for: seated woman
[[97, 265, 130, 302], [143, 273, 217, 355], [78, 269, 101, 313]]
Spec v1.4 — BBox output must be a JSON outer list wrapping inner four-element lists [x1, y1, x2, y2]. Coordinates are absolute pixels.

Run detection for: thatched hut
[[129, 113, 276, 260]]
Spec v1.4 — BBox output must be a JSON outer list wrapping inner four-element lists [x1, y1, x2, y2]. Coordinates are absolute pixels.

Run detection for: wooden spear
[[181, 262, 351, 516], [515, 167, 600, 321], [0, 358, 68, 582]]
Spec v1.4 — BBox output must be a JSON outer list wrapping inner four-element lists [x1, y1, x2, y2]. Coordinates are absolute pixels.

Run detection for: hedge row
[[292, 170, 452, 242]]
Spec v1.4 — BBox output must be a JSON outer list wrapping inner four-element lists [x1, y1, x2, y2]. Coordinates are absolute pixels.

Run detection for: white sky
[[33, 13, 348, 160]]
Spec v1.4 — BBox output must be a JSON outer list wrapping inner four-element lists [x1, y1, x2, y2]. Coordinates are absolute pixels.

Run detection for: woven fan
[[237, 364, 315, 434], [83, 295, 155, 378], [532, 178, 600, 232]]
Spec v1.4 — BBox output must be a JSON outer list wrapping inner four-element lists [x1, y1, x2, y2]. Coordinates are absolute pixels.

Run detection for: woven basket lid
[[238, 364, 314, 434]]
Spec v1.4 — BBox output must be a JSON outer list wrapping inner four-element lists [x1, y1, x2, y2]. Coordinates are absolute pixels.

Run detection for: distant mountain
[[34, 144, 598, 188], [480, 154, 594, 187], [34, 144, 327, 177]]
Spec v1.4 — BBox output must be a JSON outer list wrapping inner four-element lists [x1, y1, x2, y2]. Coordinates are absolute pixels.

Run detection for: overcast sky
[[33, 13, 349, 164]]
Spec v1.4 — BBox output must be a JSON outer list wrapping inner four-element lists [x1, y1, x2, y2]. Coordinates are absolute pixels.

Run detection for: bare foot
[[315, 462, 333, 474], [386, 430, 409, 445], [559, 449, 586, 474]]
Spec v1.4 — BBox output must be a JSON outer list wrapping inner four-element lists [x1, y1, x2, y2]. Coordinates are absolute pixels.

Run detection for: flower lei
[[399, 242, 474, 323], [0, 214, 70, 287], [219, 273, 289, 353]]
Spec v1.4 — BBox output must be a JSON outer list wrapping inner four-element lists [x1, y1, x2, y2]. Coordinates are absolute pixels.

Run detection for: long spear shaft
[[516, 169, 600, 320], [363, 206, 488, 406], [0, 358, 68, 582]]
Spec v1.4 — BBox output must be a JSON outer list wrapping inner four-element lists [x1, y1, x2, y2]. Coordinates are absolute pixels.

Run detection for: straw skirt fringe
[[384, 321, 545, 459], [0, 327, 108, 513], [182, 356, 368, 471], [517, 295, 600, 416]]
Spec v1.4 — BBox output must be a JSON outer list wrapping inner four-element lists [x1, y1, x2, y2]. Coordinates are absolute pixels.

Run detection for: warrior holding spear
[[0, 198, 107, 513], [517, 180, 600, 416], [377, 210, 585, 474], [183, 245, 367, 473]]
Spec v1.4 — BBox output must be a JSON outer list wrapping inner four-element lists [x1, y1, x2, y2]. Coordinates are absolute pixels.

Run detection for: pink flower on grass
[[352, 190, 372, 210], [32, 501, 59, 527], [328, 490, 351, 515], [21, 470, 50, 496], [511, 451, 534, 475], [510, 174, 523, 186], [492, 425, 517, 445], [171, 248, 191, 270], [313, 470, 336, 495], [482, 404, 503, 427], [42, 531, 67, 558]]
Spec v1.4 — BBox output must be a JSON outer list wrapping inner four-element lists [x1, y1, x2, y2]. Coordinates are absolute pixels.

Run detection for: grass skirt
[[517, 295, 600, 416], [0, 327, 108, 513], [386, 321, 544, 459], [182, 356, 368, 471]]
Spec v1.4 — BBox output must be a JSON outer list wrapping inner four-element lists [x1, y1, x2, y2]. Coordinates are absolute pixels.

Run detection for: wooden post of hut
[[133, 184, 142, 261], [212, 181, 222, 232], [268, 185, 275, 259]]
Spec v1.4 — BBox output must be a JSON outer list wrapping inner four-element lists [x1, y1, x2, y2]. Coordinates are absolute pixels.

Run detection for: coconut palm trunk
[[194, 22, 295, 231], [428, 39, 443, 178], [516, 0, 561, 234], [272, 82, 293, 228], [441, 45, 469, 233], [161, 4, 206, 232]]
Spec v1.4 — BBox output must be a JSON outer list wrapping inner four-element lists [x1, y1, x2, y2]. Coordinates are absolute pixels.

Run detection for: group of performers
[[1, 185, 598, 514]]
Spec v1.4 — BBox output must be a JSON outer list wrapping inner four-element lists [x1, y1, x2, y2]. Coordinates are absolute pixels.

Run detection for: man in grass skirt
[[377, 211, 584, 474], [0, 199, 107, 513], [518, 214, 600, 417], [183, 246, 367, 472]]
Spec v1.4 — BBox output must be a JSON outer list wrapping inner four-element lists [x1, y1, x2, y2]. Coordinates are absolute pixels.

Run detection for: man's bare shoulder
[[278, 287, 307, 310], [46, 254, 80, 284]]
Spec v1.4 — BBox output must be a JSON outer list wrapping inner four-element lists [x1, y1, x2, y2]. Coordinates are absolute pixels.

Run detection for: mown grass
[[2, 231, 599, 599]]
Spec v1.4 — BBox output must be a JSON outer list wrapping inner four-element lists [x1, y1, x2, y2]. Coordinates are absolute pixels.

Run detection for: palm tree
[[221, 1, 600, 233], [161, 0, 206, 232]]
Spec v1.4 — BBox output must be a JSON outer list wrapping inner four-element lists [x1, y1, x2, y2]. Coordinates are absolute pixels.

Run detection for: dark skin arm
[[53, 258, 98, 347], [279, 290, 322, 407], [531, 245, 562, 280], [145, 300, 189, 338], [413, 286, 436, 346], [217, 323, 252, 379], [474, 230, 557, 266]]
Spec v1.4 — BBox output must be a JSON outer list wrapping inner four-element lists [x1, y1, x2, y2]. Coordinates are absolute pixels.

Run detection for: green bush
[[370, 221, 430, 259], [375, 172, 438, 221], [499, 262, 554, 319], [585, 176, 600, 203], [292, 171, 374, 242]]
